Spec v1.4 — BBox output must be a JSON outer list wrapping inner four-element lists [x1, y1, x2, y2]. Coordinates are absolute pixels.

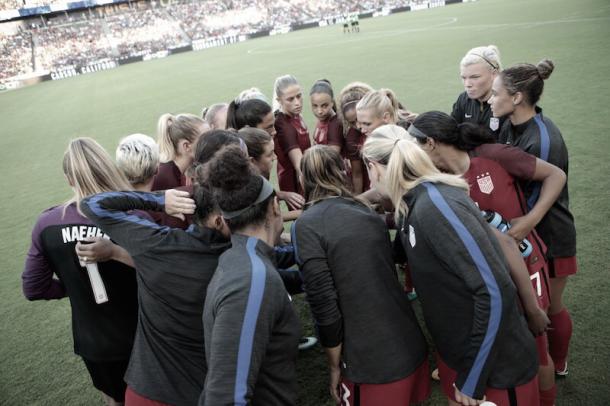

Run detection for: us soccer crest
[[477, 172, 494, 194], [489, 117, 500, 131]]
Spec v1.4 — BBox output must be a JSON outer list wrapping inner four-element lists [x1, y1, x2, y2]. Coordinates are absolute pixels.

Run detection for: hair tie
[[221, 176, 274, 219], [408, 125, 428, 140], [470, 53, 499, 70]]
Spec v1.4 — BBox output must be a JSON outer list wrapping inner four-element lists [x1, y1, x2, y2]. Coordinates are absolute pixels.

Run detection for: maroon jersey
[[465, 143, 550, 309], [274, 112, 311, 194], [313, 114, 344, 151], [345, 127, 370, 191], [152, 161, 186, 192]]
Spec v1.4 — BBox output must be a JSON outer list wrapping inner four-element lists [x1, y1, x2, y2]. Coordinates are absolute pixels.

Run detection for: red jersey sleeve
[[326, 116, 344, 147], [275, 114, 301, 154], [345, 127, 364, 160], [474, 144, 536, 180]]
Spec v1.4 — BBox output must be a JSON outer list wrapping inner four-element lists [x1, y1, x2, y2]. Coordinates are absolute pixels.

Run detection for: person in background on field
[[272, 74, 311, 195], [410, 111, 566, 405], [23, 138, 138, 406], [362, 127, 541, 406], [153, 113, 209, 191], [202, 103, 229, 130], [293, 145, 430, 406], [491, 59, 577, 382], [200, 145, 301, 405], [310, 79, 344, 155], [452, 45, 505, 139]]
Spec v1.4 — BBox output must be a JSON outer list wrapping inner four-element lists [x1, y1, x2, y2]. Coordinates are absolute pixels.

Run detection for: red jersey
[[274, 111, 311, 194], [464, 143, 550, 309], [345, 126, 370, 191], [313, 114, 344, 150], [152, 161, 186, 192]]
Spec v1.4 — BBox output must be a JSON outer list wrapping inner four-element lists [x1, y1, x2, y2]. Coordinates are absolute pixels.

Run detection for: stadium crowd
[[22, 44, 577, 406], [2, 0, 417, 79]]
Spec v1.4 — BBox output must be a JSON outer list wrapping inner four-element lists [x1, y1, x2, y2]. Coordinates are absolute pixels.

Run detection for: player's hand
[[329, 365, 341, 405], [165, 189, 196, 220], [75, 237, 115, 264], [454, 384, 485, 405], [526, 305, 551, 336], [507, 215, 534, 242], [278, 191, 305, 210]]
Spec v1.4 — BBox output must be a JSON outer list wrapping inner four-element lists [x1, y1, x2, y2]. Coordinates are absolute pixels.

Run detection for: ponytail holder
[[221, 176, 274, 220], [407, 125, 428, 140]]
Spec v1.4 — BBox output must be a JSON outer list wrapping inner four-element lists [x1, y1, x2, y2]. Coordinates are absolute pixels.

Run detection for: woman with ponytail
[[338, 81, 373, 193], [411, 111, 566, 406], [362, 125, 540, 406], [293, 145, 430, 406], [201, 145, 300, 405], [491, 59, 578, 379], [153, 113, 209, 191], [23, 138, 138, 406], [272, 74, 311, 195]]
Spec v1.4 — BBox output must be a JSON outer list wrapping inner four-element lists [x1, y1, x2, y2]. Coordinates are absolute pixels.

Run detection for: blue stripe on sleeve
[[86, 191, 170, 233], [527, 114, 551, 210], [274, 244, 295, 254], [290, 221, 302, 265], [233, 237, 267, 405], [422, 183, 502, 397]]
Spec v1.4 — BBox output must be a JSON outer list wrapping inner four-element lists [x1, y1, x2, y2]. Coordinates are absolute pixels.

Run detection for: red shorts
[[125, 386, 172, 406], [436, 356, 539, 406], [548, 256, 578, 278], [535, 332, 549, 366], [339, 360, 430, 406]]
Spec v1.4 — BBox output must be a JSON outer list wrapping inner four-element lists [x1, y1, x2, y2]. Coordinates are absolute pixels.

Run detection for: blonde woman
[[451, 45, 505, 137], [362, 125, 540, 406], [153, 113, 209, 191], [293, 145, 430, 406], [23, 138, 137, 406]]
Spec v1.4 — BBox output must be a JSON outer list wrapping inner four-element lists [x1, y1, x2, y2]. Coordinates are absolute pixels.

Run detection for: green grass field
[[2, 0, 610, 404]]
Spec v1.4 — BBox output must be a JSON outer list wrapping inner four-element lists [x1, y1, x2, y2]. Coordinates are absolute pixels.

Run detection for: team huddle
[[23, 45, 577, 406]]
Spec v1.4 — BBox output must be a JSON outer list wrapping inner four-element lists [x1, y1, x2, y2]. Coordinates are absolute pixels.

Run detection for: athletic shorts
[[436, 356, 539, 406], [548, 256, 578, 278], [82, 358, 129, 402], [535, 332, 549, 366], [125, 386, 172, 406], [339, 359, 430, 406]]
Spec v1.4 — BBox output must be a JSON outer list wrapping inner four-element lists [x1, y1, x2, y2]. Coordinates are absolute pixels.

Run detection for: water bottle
[[481, 210, 533, 257], [79, 258, 109, 304]]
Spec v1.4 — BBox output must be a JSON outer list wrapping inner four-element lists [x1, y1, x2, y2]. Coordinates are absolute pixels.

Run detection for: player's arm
[[22, 219, 66, 300], [81, 190, 193, 256], [350, 159, 364, 194], [491, 228, 549, 335]]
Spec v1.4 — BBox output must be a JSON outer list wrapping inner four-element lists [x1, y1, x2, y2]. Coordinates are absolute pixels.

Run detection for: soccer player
[[338, 81, 373, 193], [202, 102, 229, 130], [200, 145, 301, 405], [293, 145, 430, 406], [451, 45, 505, 138], [356, 88, 401, 137], [362, 127, 540, 406], [490, 59, 578, 378], [23, 138, 138, 406], [310, 79, 344, 155], [81, 183, 231, 406], [153, 113, 209, 191], [410, 111, 567, 405], [225, 97, 304, 212], [272, 74, 311, 195]]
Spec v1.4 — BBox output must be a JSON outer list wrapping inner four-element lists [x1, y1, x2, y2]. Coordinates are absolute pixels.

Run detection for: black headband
[[470, 53, 499, 70]]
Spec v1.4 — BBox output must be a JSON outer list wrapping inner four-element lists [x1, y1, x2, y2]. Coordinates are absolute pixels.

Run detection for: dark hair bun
[[536, 59, 555, 80], [207, 145, 253, 191]]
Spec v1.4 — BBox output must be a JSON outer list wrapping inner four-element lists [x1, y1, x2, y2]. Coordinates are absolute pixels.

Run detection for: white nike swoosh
[[465, 114, 472, 118]]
